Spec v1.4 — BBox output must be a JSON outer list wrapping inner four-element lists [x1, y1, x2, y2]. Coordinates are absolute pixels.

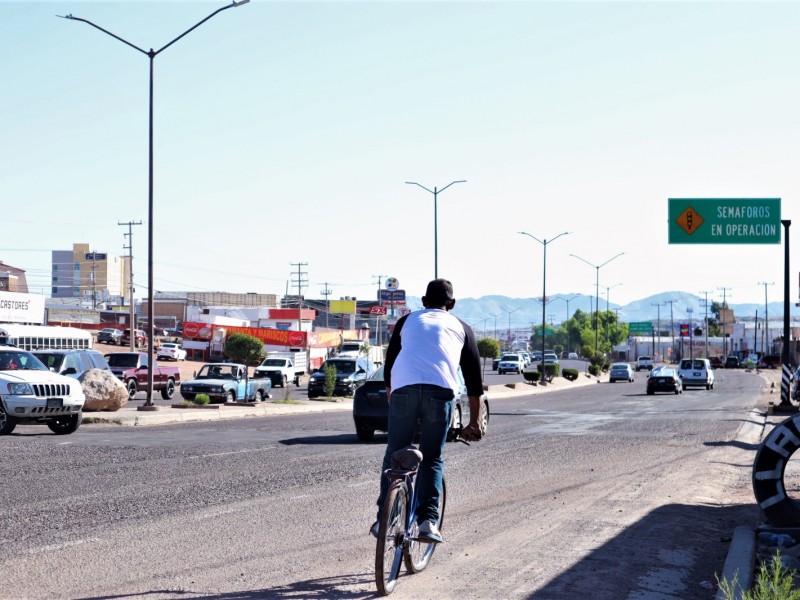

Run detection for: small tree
[[477, 338, 501, 372], [224, 333, 264, 366], [323, 363, 337, 398]]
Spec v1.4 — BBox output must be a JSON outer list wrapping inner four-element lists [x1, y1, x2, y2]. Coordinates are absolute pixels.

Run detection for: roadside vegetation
[[718, 551, 800, 599]]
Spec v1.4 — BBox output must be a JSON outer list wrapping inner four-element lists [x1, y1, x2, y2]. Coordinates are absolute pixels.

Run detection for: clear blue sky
[[3, 1, 799, 308]]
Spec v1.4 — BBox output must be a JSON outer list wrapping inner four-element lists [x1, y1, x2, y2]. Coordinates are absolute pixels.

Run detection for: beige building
[[51, 243, 129, 305], [0, 261, 30, 293]]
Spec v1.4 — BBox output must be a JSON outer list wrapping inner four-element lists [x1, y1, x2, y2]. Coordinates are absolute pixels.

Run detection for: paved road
[[1, 368, 769, 599]]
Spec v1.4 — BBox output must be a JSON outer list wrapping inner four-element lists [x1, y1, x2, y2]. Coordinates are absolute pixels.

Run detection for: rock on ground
[[80, 369, 128, 412]]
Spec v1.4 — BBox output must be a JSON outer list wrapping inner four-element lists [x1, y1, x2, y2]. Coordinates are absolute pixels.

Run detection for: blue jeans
[[377, 384, 454, 524]]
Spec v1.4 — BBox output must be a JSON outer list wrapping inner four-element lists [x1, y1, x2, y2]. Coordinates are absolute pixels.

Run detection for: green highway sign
[[628, 321, 653, 334], [534, 326, 555, 336], [668, 198, 781, 244]]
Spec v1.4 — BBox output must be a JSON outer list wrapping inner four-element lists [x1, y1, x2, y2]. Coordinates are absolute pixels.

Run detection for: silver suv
[[32, 349, 110, 379]]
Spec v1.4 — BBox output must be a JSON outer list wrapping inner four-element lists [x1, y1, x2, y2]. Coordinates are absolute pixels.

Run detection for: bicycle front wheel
[[404, 476, 446, 573], [376, 482, 408, 596]]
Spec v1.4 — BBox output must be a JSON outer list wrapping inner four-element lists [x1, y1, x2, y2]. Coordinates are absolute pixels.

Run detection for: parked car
[[725, 356, 740, 369], [157, 342, 187, 362], [180, 363, 271, 404], [609, 363, 635, 383], [497, 353, 524, 375], [709, 356, 725, 369], [758, 355, 781, 369], [352, 365, 490, 442], [121, 329, 148, 348], [97, 328, 122, 345], [677, 358, 714, 390], [307, 356, 375, 398], [105, 352, 181, 400], [646, 367, 683, 395], [32, 349, 110, 379]]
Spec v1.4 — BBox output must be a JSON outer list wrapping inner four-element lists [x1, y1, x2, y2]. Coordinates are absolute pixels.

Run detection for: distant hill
[[405, 291, 799, 333]]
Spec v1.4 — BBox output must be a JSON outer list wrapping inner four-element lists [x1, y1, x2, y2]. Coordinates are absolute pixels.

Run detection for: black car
[[32, 349, 111, 379], [307, 356, 375, 399], [646, 367, 683, 395], [97, 328, 123, 345], [352, 366, 490, 442], [725, 356, 740, 369]]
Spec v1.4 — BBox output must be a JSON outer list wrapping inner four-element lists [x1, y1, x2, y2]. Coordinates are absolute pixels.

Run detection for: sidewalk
[[82, 371, 602, 427]]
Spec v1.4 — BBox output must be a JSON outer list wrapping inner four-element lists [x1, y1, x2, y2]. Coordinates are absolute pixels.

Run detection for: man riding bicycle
[[372, 278, 484, 543]]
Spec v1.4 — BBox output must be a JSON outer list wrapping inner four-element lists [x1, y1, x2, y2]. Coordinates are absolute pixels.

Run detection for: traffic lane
[[1, 370, 765, 599], [482, 358, 589, 386]]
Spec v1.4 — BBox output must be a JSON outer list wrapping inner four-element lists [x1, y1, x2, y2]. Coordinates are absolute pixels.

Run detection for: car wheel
[[226, 389, 236, 403], [0, 406, 17, 435], [47, 413, 82, 435], [281, 375, 288, 388], [451, 405, 462, 432], [479, 399, 490, 434], [254, 390, 263, 403], [126, 379, 138, 400], [647, 389, 654, 395], [356, 423, 375, 442], [160, 379, 175, 400], [706, 383, 711, 390]]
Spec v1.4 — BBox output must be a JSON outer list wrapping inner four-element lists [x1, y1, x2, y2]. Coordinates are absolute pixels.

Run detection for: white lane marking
[[28, 537, 101, 555]]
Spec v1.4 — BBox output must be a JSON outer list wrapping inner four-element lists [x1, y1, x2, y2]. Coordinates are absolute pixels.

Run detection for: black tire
[[281, 375, 288, 388], [356, 422, 375, 442], [376, 482, 408, 596], [254, 390, 264, 403], [404, 477, 446, 574], [226, 389, 236, 403], [0, 406, 17, 435], [754, 413, 800, 525], [479, 400, 490, 435], [126, 379, 138, 400], [47, 412, 82, 435], [647, 389, 654, 395], [160, 379, 175, 400], [450, 405, 462, 434]]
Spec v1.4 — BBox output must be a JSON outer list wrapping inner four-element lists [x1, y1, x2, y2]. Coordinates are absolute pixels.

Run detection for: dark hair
[[424, 279, 455, 307]]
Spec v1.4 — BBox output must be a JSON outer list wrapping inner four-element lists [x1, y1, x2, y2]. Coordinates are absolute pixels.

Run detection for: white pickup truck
[[0, 347, 85, 435], [636, 355, 654, 372], [254, 352, 308, 387]]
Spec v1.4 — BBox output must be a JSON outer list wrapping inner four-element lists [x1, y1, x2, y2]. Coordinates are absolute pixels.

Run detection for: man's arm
[[458, 320, 484, 440]]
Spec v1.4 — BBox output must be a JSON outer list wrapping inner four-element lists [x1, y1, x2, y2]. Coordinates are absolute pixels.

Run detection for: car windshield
[[260, 359, 285, 367], [324, 360, 356, 374], [106, 354, 142, 368], [611, 364, 627, 370], [197, 365, 238, 379], [501, 355, 519, 361], [32, 352, 65, 371], [0, 350, 48, 371]]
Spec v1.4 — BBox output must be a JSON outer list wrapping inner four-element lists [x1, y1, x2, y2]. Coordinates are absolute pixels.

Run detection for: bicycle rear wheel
[[375, 482, 408, 596], [404, 476, 446, 573]]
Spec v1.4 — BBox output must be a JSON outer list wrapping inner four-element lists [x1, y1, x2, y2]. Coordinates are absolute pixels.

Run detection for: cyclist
[[371, 278, 484, 543]]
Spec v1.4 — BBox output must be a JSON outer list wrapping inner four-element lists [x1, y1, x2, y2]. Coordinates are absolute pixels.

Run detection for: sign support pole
[[779, 220, 794, 408]]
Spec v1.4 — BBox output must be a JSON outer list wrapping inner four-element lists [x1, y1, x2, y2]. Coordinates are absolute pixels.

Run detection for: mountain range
[[404, 291, 800, 333]]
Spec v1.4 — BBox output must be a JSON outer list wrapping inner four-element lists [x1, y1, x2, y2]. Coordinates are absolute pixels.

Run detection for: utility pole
[[320, 282, 332, 329], [291, 262, 308, 341], [687, 306, 694, 358], [758, 281, 775, 354], [119, 220, 142, 348], [373, 275, 386, 348], [718, 287, 733, 357], [664, 299, 677, 360], [651, 302, 666, 363], [90, 253, 97, 309], [699, 290, 712, 359]]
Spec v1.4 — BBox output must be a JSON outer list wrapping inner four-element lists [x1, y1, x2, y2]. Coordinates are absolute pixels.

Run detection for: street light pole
[[570, 252, 626, 355], [405, 180, 466, 279], [605, 283, 622, 345], [60, 1, 250, 407], [562, 294, 580, 355], [519, 231, 570, 381], [503, 306, 521, 349]]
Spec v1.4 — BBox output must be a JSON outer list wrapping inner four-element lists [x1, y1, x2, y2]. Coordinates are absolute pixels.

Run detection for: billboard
[[0, 292, 45, 324]]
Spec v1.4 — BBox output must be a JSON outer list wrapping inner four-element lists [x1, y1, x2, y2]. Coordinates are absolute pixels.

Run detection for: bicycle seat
[[391, 446, 423, 471]]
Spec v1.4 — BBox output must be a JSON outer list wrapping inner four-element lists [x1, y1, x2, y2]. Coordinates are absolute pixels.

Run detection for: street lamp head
[[232, 0, 250, 5]]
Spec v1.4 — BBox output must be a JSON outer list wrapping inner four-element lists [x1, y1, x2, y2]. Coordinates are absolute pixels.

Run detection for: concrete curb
[[716, 525, 755, 599]]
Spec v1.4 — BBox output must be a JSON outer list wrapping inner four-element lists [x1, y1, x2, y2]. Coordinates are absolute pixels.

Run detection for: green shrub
[[223, 333, 264, 365], [523, 370, 541, 383], [562, 368, 579, 381], [588, 364, 601, 376], [193, 393, 211, 405], [323, 364, 337, 398], [537, 363, 561, 382]]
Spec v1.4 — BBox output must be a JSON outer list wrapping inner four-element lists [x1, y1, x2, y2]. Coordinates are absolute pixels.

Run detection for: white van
[[678, 358, 715, 390]]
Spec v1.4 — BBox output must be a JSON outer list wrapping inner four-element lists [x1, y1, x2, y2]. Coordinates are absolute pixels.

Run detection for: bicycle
[[374, 426, 469, 596]]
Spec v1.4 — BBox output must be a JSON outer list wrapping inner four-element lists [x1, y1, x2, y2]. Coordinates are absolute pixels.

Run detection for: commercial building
[[51, 243, 129, 306], [0, 260, 30, 293]]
